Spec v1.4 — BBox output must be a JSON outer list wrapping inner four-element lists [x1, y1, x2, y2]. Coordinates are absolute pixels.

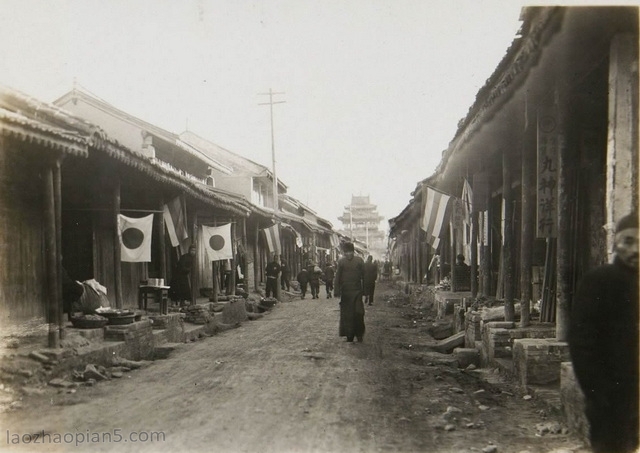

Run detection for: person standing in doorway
[[265, 254, 281, 299], [324, 260, 335, 298], [569, 212, 639, 453], [296, 267, 309, 299], [280, 258, 291, 292], [334, 242, 365, 343], [169, 245, 196, 306], [363, 255, 378, 306]]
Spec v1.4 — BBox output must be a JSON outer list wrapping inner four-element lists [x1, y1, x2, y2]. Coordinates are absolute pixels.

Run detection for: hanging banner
[[262, 224, 281, 254], [118, 214, 154, 262], [420, 186, 453, 250], [202, 223, 233, 261], [461, 178, 473, 262], [536, 112, 560, 238], [163, 195, 189, 247]]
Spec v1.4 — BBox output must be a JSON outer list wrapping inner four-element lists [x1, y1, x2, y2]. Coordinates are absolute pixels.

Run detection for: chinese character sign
[[536, 114, 560, 238]]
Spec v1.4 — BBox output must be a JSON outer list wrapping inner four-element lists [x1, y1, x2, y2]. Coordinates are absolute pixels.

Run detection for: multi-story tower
[[338, 195, 386, 258]]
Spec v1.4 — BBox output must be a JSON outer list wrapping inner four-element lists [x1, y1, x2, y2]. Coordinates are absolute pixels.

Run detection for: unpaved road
[[2, 282, 587, 453]]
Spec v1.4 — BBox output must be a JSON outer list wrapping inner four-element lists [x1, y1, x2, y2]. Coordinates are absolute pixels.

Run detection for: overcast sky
[[0, 0, 623, 229]]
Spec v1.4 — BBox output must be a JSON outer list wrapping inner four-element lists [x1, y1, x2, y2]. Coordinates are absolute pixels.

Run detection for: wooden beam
[[470, 211, 478, 297], [520, 117, 536, 327], [158, 197, 167, 281], [44, 165, 59, 348], [503, 149, 516, 321], [113, 177, 123, 309], [242, 217, 249, 293], [54, 157, 65, 340], [191, 210, 198, 305]]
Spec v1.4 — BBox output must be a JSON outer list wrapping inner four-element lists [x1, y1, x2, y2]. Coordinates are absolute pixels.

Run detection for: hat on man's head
[[616, 212, 639, 233], [342, 242, 355, 252]]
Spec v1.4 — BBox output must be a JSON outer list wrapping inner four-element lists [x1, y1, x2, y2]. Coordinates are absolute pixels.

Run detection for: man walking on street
[[265, 254, 281, 299], [308, 261, 322, 299], [569, 212, 639, 453], [363, 255, 378, 306], [296, 267, 309, 299], [324, 260, 335, 298], [334, 242, 365, 343]]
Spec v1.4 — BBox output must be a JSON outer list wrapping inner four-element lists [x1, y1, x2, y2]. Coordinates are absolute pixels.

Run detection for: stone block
[[512, 338, 570, 386], [560, 362, 589, 443], [72, 328, 105, 341], [453, 347, 479, 368], [427, 321, 454, 340], [221, 298, 248, 324], [464, 311, 482, 348]]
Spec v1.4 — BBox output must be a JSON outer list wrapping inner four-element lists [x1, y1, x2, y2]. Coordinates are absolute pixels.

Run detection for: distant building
[[338, 195, 386, 258]]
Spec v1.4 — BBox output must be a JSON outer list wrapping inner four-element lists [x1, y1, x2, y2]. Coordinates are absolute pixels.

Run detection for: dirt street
[[2, 282, 588, 453]]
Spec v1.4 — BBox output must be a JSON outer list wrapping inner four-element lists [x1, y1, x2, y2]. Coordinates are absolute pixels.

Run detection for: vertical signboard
[[536, 113, 560, 238]]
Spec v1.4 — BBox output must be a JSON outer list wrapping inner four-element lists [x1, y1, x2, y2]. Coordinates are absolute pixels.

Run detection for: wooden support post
[[113, 177, 123, 309], [520, 118, 536, 327], [503, 149, 515, 321], [254, 222, 260, 292], [228, 221, 236, 295], [211, 261, 219, 303], [191, 212, 198, 305], [158, 197, 167, 281], [556, 133, 572, 341], [54, 157, 65, 340], [471, 211, 479, 298], [450, 221, 457, 291], [242, 217, 248, 293], [44, 165, 59, 348], [275, 230, 283, 300], [417, 224, 423, 284]]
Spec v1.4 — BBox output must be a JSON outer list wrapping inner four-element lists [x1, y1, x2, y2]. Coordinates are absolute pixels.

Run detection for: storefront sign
[[536, 114, 560, 238]]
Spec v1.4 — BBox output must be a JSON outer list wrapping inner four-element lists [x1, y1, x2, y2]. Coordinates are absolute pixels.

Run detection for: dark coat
[[335, 255, 365, 338], [364, 261, 378, 287], [169, 253, 193, 301], [296, 269, 309, 285], [569, 257, 639, 450]]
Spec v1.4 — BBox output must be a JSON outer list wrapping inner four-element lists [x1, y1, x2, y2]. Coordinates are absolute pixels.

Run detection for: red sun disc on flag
[[122, 228, 144, 249], [210, 235, 225, 251]]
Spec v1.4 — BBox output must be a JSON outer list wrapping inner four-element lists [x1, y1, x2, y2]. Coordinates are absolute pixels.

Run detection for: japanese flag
[[202, 223, 233, 261], [118, 214, 154, 262]]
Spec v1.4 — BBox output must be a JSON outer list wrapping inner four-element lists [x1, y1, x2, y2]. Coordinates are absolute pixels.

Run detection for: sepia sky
[[0, 0, 625, 228]]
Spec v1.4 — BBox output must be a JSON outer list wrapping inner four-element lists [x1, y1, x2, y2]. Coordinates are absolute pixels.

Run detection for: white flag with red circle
[[202, 223, 233, 261], [118, 214, 154, 262]]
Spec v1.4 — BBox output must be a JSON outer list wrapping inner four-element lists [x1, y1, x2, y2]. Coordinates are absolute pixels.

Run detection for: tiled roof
[[0, 107, 88, 157]]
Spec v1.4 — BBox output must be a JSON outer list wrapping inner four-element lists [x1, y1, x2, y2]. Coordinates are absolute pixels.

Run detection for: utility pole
[[259, 89, 285, 301], [258, 89, 285, 211]]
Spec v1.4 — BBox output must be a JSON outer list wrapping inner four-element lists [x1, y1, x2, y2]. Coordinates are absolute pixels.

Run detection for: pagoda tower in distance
[[337, 195, 386, 259]]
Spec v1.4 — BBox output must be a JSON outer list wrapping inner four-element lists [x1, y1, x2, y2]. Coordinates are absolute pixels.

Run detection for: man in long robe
[[169, 245, 195, 305], [569, 212, 639, 453], [334, 242, 365, 342]]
